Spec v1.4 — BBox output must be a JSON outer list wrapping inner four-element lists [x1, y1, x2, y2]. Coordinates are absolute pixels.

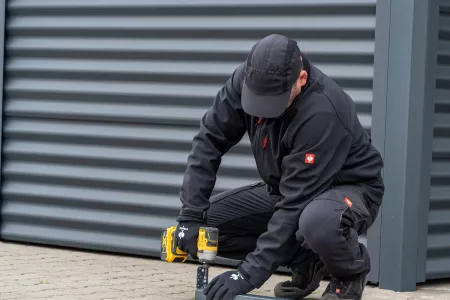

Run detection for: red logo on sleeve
[[305, 153, 315, 164], [344, 197, 353, 207]]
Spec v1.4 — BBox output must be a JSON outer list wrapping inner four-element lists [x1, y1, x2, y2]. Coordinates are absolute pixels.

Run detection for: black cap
[[242, 34, 302, 118]]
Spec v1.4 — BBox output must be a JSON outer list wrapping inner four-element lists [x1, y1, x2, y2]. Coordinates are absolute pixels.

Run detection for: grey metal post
[[366, 0, 391, 284], [415, 0, 439, 284], [371, 0, 439, 292]]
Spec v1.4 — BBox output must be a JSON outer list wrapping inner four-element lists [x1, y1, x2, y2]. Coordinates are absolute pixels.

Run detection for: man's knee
[[296, 199, 343, 253]]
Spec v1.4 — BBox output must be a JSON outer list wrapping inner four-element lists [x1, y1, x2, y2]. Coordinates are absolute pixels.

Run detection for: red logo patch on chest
[[305, 153, 315, 164]]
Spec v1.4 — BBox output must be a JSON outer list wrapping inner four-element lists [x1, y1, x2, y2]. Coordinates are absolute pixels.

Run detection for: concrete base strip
[[194, 290, 287, 300]]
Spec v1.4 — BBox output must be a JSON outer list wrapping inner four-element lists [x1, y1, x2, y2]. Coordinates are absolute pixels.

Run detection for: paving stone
[[1, 241, 450, 300]]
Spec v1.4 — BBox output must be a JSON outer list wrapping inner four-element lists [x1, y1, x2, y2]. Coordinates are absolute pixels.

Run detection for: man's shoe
[[320, 273, 368, 300], [274, 258, 328, 299]]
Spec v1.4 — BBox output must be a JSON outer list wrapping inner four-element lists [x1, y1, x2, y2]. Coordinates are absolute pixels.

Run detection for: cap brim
[[241, 82, 291, 118]]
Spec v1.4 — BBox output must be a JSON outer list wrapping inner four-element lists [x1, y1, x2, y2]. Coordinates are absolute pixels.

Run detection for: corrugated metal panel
[[428, 1, 450, 280], [1, 0, 377, 257]]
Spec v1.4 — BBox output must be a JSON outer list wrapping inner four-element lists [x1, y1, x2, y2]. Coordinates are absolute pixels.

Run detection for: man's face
[[287, 69, 308, 107]]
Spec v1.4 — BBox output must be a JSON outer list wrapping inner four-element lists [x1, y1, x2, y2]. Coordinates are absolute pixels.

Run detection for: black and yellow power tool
[[160, 226, 219, 264]]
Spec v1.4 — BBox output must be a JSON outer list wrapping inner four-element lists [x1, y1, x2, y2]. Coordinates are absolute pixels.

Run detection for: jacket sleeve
[[177, 63, 247, 223], [238, 111, 353, 288]]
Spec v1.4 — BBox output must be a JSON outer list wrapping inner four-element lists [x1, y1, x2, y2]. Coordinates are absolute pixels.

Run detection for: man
[[174, 34, 384, 300]]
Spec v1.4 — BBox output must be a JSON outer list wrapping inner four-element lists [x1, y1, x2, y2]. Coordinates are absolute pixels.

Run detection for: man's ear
[[299, 70, 308, 87]]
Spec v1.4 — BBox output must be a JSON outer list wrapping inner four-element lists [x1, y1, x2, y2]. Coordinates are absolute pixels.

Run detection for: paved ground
[[1, 241, 450, 300]]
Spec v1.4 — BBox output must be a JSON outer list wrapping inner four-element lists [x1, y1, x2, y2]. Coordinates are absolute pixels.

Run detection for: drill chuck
[[197, 227, 219, 263], [198, 250, 217, 263]]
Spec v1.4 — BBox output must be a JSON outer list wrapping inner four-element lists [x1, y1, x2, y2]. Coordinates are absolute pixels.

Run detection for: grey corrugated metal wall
[[0, 0, 377, 258], [428, 0, 450, 280]]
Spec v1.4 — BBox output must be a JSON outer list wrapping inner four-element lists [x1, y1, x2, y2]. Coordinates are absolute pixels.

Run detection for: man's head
[[241, 34, 308, 118]]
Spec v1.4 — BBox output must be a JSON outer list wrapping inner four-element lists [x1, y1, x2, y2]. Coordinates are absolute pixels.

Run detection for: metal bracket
[[197, 265, 209, 290], [194, 265, 287, 300]]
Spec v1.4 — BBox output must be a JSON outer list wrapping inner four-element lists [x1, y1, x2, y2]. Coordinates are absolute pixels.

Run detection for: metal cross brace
[[194, 265, 287, 300]]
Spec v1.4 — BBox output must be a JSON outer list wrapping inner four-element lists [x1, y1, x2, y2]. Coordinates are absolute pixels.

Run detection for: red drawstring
[[256, 117, 267, 148]]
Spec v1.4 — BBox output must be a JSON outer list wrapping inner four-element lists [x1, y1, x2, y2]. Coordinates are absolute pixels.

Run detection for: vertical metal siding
[[428, 0, 450, 280], [1, 0, 377, 257]]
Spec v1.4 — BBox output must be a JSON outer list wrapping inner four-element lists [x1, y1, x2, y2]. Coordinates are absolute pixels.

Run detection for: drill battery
[[160, 226, 188, 263]]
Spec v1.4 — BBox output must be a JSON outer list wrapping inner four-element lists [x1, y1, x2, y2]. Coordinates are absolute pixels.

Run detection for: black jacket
[[177, 55, 384, 287]]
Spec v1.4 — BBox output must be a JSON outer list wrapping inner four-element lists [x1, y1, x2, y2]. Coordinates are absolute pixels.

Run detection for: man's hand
[[203, 270, 255, 300], [175, 221, 202, 259]]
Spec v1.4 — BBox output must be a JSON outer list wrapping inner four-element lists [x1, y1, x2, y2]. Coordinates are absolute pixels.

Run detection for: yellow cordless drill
[[160, 226, 219, 264], [160, 226, 219, 290]]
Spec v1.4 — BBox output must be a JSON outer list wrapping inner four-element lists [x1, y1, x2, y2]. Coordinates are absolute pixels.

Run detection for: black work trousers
[[205, 182, 381, 279]]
